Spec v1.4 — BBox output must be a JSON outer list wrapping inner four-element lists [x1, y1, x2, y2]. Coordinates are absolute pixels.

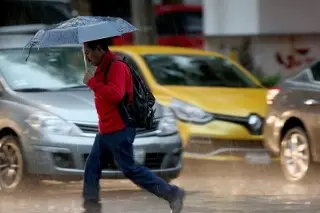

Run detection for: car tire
[[280, 127, 312, 182], [0, 135, 31, 193]]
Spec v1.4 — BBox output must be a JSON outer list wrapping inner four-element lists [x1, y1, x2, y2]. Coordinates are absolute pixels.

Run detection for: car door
[[284, 62, 320, 157], [301, 61, 320, 156], [296, 83, 320, 145], [277, 63, 320, 159]]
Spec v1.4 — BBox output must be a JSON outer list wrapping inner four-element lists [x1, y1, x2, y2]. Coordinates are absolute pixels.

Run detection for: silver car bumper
[[22, 133, 183, 180]]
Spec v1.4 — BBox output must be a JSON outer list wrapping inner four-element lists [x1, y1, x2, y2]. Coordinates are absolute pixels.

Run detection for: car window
[[183, 12, 203, 34], [0, 47, 86, 90], [0, 1, 72, 26], [156, 11, 202, 35], [113, 52, 149, 84], [310, 60, 320, 81], [156, 14, 180, 35], [114, 52, 141, 73], [286, 60, 320, 84], [142, 54, 260, 88], [287, 68, 312, 83]]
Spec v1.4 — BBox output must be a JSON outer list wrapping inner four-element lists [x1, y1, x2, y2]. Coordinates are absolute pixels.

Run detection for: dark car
[[263, 60, 320, 182], [0, 0, 76, 27]]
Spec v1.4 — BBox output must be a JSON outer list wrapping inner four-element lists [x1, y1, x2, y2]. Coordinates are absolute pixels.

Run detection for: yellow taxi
[[110, 46, 268, 161]]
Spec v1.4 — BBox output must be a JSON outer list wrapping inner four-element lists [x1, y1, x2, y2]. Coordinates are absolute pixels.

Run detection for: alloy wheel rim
[[0, 143, 22, 189], [282, 132, 310, 179]]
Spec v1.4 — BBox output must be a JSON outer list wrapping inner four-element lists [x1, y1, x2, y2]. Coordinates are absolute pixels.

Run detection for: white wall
[[259, 0, 320, 34], [205, 35, 320, 77], [204, 0, 320, 36], [252, 36, 320, 76], [204, 0, 259, 35]]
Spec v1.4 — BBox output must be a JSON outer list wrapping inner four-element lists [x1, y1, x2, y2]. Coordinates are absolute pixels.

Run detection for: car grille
[[144, 153, 166, 169], [83, 153, 165, 170], [75, 123, 98, 134], [75, 120, 160, 135], [185, 137, 264, 156]]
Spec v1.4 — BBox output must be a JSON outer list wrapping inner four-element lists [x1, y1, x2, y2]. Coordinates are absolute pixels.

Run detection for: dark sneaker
[[83, 200, 101, 213], [169, 188, 185, 213]]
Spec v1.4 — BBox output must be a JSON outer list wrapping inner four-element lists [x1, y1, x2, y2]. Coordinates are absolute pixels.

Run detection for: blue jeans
[[82, 126, 178, 203]]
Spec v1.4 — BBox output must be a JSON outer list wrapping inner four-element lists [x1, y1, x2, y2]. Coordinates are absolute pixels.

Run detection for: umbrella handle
[[82, 43, 89, 72]]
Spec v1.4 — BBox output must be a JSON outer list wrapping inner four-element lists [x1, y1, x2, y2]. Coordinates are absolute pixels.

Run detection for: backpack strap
[[103, 58, 120, 84], [103, 57, 131, 84], [103, 57, 133, 125]]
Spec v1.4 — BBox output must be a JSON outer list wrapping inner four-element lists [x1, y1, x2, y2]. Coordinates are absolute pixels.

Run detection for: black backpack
[[104, 57, 156, 129]]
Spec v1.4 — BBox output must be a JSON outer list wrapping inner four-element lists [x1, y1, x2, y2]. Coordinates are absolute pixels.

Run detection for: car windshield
[[183, 12, 202, 34], [143, 54, 260, 88], [0, 47, 93, 91]]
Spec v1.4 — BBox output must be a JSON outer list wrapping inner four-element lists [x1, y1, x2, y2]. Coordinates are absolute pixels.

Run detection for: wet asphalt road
[[2, 159, 320, 213]]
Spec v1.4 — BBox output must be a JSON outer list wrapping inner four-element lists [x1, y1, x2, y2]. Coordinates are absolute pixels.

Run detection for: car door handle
[[304, 99, 320, 105]]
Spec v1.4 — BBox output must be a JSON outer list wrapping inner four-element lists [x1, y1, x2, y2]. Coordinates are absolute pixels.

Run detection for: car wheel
[[0, 136, 24, 193], [280, 127, 311, 182]]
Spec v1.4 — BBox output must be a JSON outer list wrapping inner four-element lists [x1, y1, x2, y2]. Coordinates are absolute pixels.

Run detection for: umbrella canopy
[[25, 16, 138, 49]]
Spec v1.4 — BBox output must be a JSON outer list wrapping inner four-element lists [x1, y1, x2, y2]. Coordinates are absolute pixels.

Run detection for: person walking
[[82, 37, 185, 213]]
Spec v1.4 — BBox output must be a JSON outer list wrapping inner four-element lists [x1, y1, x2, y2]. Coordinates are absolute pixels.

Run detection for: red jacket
[[87, 51, 133, 134]]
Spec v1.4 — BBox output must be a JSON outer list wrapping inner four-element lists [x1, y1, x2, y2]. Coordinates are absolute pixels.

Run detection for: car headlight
[[25, 111, 74, 135], [171, 99, 213, 124], [247, 114, 263, 134], [157, 106, 178, 136]]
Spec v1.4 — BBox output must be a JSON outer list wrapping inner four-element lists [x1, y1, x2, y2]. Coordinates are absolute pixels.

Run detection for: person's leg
[[106, 127, 185, 212], [82, 134, 104, 212]]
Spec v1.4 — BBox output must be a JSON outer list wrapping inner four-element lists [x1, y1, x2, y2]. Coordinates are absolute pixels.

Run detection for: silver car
[[0, 31, 182, 192]]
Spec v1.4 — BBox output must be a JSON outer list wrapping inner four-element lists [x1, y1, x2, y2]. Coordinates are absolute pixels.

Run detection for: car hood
[[15, 90, 162, 123], [16, 90, 98, 123], [158, 86, 267, 117]]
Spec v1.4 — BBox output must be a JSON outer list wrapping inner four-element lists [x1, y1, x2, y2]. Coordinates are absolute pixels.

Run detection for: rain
[[1, 0, 320, 213]]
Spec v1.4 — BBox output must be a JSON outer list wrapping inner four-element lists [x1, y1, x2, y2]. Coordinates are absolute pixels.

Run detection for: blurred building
[[203, 0, 320, 78]]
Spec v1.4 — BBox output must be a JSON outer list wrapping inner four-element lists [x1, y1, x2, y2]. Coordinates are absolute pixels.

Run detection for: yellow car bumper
[[178, 120, 263, 143], [178, 121, 269, 162]]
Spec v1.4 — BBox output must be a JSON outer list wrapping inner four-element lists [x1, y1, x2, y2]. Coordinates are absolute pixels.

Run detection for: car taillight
[[267, 88, 280, 104]]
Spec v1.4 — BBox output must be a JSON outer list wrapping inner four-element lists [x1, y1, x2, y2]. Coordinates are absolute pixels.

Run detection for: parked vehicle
[[109, 45, 268, 161], [113, 4, 203, 48], [264, 60, 320, 182], [0, 27, 182, 192]]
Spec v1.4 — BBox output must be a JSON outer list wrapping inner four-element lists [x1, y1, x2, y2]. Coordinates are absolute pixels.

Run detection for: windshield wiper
[[58, 85, 88, 90], [14, 88, 54, 92]]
